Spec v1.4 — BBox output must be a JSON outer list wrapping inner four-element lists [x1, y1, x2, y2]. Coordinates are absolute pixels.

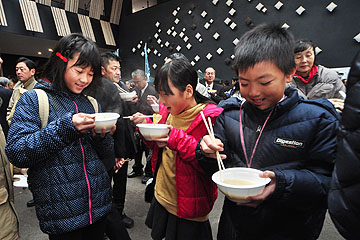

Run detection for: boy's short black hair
[[101, 51, 121, 68], [233, 23, 296, 76], [16, 57, 36, 71]]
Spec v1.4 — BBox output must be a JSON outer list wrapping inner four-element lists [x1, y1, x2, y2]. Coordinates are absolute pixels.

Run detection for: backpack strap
[[34, 89, 49, 129], [87, 96, 98, 113]]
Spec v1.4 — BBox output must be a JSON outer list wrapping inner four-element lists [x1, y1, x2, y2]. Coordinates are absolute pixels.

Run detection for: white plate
[[13, 174, 28, 188]]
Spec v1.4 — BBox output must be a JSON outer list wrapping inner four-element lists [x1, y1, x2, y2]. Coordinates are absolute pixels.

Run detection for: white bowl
[[93, 112, 120, 133], [119, 91, 136, 101], [137, 123, 169, 141], [151, 104, 159, 113], [212, 167, 271, 203]]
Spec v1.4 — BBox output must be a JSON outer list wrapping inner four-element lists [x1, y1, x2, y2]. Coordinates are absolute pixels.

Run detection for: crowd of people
[[0, 23, 358, 240]]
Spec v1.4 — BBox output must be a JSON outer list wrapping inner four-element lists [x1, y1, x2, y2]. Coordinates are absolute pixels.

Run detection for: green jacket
[[0, 124, 19, 240]]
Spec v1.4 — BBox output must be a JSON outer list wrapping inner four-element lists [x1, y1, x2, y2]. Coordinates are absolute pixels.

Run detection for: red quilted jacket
[[144, 102, 223, 218]]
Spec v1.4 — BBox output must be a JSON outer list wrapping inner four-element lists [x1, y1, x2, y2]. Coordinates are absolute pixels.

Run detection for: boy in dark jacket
[[196, 24, 339, 240]]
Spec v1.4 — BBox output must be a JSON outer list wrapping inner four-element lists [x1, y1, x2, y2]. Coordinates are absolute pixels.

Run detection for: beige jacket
[[0, 124, 19, 240], [7, 77, 37, 125]]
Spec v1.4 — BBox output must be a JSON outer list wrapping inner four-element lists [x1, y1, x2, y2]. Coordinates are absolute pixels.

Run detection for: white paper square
[[233, 38, 239, 45], [274, 1, 283, 10], [314, 47, 322, 55], [226, 0, 233, 7], [199, 38, 203, 42], [183, 36, 189, 42], [182, 28, 186, 32], [326, 2, 337, 12], [147, 48, 151, 54], [157, 39, 162, 44], [209, 19, 214, 24], [281, 23, 290, 29], [177, 7, 180, 11], [212, 0, 219, 5], [158, 52, 161, 57], [229, 8, 236, 16], [354, 33, 360, 43], [165, 41, 170, 47], [262, 7, 267, 13], [213, 32, 220, 40], [153, 49, 158, 55], [172, 31, 177, 37], [186, 43, 192, 50], [195, 33, 201, 39], [172, 10, 178, 16], [230, 22, 237, 30], [154, 33, 159, 39], [231, 54, 235, 59], [153, 64, 157, 69], [191, 61, 195, 66], [204, 22, 211, 29], [167, 29, 172, 35], [171, 26, 175, 30], [179, 32, 185, 38], [155, 22, 160, 27], [206, 53, 212, 60], [194, 55, 200, 62], [224, 17, 231, 25], [160, 44, 164, 48], [137, 44, 141, 49], [158, 29, 161, 33], [176, 45, 181, 51], [296, 6, 306, 15], [132, 48, 136, 53], [141, 52, 145, 57], [217, 48, 223, 55], [140, 41, 143, 44], [256, 3, 264, 11], [201, 11, 207, 18], [188, 10, 192, 15], [174, 18, 180, 24]]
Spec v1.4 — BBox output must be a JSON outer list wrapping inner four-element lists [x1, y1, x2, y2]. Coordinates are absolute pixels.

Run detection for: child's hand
[[114, 158, 125, 173], [239, 171, 276, 208], [130, 112, 147, 125], [131, 94, 138, 103], [91, 124, 116, 138], [72, 113, 95, 133], [199, 135, 226, 160], [153, 125, 172, 148]]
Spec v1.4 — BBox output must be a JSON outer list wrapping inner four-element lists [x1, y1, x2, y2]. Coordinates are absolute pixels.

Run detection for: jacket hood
[[218, 97, 243, 110]]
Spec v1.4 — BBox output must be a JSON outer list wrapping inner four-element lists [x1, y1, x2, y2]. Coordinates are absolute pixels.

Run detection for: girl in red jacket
[[131, 57, 223, 240]]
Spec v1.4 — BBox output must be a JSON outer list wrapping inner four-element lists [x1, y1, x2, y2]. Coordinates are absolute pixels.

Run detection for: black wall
[[118, 0, 360, 81]]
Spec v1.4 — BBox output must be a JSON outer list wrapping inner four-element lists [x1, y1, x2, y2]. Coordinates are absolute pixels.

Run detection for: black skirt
[[145, 198, 213, 240]]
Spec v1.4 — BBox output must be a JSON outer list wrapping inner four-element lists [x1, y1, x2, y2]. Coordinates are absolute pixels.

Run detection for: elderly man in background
[[128, 70, 158, 184], [200, 67, 223, 103]]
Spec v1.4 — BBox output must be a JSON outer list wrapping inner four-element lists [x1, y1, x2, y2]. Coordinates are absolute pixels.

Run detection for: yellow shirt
[[155, 103, 209, 221]]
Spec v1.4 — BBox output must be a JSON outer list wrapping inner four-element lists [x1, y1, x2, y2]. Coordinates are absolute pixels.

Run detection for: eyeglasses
[[15, 67, 29, 73]]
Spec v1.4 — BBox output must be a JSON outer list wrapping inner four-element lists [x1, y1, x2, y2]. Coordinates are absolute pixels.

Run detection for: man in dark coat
[[200, 67, 223, 103], [127, 69, 158, 184], [328, 50, 360, 240]]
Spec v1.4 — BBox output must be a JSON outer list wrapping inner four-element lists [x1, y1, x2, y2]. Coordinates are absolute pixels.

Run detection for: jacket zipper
[[73, 100, 93, 224]]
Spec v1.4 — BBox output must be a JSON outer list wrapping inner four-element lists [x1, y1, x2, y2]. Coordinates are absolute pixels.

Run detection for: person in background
[[131, 57, 223, 240], [5, 33, 114, 239], [200, 67, 223, 103], [98, 51, 134, 230], [289, 40, 346, 100], [128, 69, 158, 184], [0, 77, 12, 137], [0, 77, 11, 89], [196, 24, 339, 240], [8, 76, 17, 90], [328, 50, 360, 240], [0, 54, 18, 240], [7, 57, 37, 125]]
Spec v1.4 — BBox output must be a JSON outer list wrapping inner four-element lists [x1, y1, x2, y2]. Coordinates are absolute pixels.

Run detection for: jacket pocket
[[0, 186, 9, 205]]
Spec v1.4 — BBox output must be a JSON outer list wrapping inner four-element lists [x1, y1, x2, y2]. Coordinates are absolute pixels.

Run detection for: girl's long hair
[[41, 33, 102, 95]]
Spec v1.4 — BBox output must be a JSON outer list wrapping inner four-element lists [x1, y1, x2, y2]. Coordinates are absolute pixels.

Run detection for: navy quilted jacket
[[5, 81, 112, 235], [196, 87, 339, 239], [328, 51, 360, 240]]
